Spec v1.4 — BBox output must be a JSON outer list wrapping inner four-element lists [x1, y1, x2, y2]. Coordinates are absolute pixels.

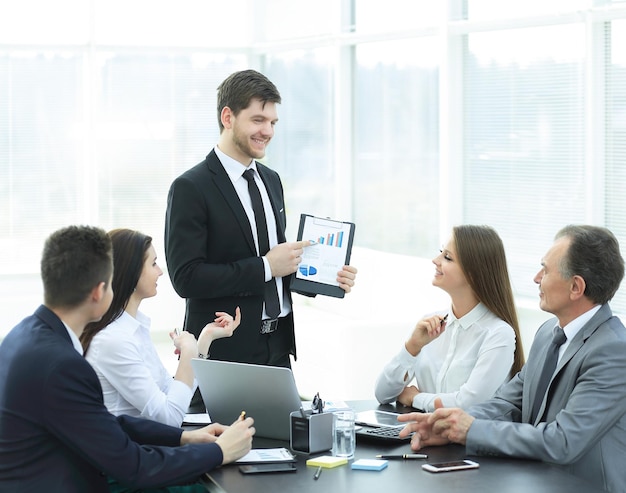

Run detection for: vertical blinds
[[463, 24, 588, 300], [606, 20, 626, 313], [0, 51, 245, 274], [0, 52, 84, 272]]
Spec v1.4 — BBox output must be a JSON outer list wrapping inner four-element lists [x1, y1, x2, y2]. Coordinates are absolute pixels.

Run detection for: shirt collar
[[63, 323, 83, 355], [448, 302, 490, 331], [118, 310, 151, 333], [215, 145, 258, 183], [560, 304, 601, 341]]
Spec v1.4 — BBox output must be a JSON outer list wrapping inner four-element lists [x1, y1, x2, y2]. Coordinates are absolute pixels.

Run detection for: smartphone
[[239, 463, 297, 474], [422, 459, 479, 473]]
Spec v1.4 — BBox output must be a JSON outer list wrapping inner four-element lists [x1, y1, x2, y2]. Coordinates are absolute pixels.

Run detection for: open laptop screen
[[191, 359, 302, 440]]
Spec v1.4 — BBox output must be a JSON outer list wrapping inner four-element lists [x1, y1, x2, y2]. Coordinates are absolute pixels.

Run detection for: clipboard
[[291, 214, 355, 298]]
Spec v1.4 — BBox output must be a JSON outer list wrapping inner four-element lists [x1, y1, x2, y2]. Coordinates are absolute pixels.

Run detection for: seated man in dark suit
[[0, 225, 255, 493]]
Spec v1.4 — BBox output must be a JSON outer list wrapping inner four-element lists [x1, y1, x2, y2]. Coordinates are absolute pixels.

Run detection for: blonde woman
[[375, 225, 524, 411]]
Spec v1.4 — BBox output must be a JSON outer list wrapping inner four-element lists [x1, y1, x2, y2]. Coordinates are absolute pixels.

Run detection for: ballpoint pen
[[440, 314, 449, 326], [240, 411, 246, 420], [313, 466, 322, 480], [375, 454, 428, 460]]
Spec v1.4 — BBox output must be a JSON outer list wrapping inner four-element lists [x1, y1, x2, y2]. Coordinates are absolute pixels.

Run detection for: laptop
[[191, 359, 303, 440]]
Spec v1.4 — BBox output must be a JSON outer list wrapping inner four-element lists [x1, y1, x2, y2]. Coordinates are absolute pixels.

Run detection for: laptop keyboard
[[360, 426, 411, 441]]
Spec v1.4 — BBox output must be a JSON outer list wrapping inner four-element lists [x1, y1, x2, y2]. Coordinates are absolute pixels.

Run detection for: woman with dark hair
[[81, 229, 240, 426], [375, 225, 524, 412]]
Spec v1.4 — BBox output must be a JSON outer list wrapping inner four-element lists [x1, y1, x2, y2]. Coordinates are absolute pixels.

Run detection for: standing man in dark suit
[[165, 69, 357, 368], [0, 225, 255, 493], [397, 225, 626, 493]]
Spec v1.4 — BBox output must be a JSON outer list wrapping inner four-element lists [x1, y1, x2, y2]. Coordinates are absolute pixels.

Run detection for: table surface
[[200, 401, 608, 493]]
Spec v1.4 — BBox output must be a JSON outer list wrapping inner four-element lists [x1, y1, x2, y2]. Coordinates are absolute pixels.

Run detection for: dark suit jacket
[[467, 304, 626, 493], [164, 150, 296, 364], [0, 305, 224, 493]]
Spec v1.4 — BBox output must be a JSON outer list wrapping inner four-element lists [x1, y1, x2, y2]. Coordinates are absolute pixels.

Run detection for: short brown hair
[[216, 69, 281, 132], [41, 225, 112, 308]]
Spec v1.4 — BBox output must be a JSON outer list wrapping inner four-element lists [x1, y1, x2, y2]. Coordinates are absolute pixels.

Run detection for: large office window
[[3, 1, 626, 353]]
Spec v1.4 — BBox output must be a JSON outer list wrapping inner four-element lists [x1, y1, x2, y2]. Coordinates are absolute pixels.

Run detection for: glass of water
[[332, 409, 356, 459]]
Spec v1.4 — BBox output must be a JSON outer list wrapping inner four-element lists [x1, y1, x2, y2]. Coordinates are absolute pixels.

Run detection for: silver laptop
[[191, 359, 302, 440]]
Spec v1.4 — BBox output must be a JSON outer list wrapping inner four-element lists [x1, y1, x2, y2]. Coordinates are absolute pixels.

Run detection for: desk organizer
[[289, 410, 333, 454]]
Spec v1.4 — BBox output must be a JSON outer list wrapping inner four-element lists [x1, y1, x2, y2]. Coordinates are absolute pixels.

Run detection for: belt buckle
[[260, 318, 279, 334]]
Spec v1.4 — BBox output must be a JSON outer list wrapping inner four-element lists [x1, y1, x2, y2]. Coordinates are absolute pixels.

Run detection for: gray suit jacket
[[467, 304, 626, 493]]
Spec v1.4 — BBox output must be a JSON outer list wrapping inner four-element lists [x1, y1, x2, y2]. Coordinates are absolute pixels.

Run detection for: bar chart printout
[[316, 230, 344, 248], [295, 215, 354, 290]]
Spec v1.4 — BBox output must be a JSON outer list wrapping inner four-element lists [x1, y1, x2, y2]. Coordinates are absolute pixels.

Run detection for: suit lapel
[[205, 151, 257, 253], [555, 304, 612, 374], [532, 304, 612, 424], [257, 163, 286, 242]]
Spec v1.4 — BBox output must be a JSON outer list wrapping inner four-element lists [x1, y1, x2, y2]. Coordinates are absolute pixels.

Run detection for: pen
[[440, 314, 449, 326], [174, 327, 180, 336], [299, 406, 307, 418], [313, 466, 322, 480], [240, 411, 246, 420], [375, 454, 428, 460]]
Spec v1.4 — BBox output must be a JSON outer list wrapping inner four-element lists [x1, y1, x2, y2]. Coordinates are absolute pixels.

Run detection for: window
[[3, 1, 626, 367], [264, 48, 336, 240], [354, 38, 440, 256], [463, 24, 586, 298], [606, 19, 626, 313]]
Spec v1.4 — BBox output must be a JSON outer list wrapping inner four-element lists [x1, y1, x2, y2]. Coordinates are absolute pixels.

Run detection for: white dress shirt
[[374, 302, 516, 411], [86, 310, 194, 426], [558, 304, 601, 362], [214, 145, 289, 318]]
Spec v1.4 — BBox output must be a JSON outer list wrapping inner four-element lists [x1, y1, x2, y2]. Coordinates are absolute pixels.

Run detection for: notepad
[[351, 459, 388, 471], [306, 456, 349, 468]]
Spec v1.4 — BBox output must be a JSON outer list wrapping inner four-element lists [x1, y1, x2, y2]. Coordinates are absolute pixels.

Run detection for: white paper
[[182, 412, 211, 425], [236, 447, 296, 463]]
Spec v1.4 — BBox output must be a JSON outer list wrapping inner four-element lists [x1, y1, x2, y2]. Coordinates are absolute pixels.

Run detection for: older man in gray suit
[[398, 225, 626, 493]]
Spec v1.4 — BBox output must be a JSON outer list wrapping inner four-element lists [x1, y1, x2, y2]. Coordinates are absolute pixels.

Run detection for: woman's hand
[[397, 385, 420, 407], [405, 314, 448, 356], [169, 329, 199, 357], [197, 307, 241, 357]]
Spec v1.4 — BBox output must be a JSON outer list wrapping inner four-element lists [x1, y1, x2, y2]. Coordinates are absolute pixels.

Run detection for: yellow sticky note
[[306, 456, 349, 468]]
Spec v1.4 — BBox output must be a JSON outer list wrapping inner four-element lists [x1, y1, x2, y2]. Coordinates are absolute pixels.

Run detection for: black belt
[[260, 318, 279, 334]]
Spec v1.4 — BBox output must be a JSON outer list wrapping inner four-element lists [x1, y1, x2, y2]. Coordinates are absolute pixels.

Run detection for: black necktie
[[530, 326, 567, 422], [243, 169, 280, 319]]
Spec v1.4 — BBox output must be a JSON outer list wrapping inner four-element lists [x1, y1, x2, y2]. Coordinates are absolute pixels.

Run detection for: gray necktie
[[530, 326, 567, 422]]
